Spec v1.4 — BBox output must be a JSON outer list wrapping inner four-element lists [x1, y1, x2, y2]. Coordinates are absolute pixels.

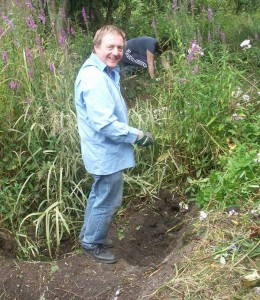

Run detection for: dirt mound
[[0, 191, 198, 300]]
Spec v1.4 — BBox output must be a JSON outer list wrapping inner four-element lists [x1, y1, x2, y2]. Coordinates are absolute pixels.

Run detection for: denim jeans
[[80, 171, 123, 249]]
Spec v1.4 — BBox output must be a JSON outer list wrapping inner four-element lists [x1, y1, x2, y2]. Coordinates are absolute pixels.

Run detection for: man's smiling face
[[94, 33, 124, 70]]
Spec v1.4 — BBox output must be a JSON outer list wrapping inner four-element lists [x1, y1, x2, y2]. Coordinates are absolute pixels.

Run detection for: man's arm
[[160, 55, 170, 70], [146, 50, 155, 79]]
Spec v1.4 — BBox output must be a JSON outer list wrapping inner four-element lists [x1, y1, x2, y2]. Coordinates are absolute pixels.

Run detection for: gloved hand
[[135, 131, 153, 147]]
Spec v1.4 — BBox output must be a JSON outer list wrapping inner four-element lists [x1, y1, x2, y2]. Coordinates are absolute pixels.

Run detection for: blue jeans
[[80, 171, 123, 249]]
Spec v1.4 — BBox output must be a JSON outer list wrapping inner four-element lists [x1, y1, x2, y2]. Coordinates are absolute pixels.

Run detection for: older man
[[74, 25, 153, 264]]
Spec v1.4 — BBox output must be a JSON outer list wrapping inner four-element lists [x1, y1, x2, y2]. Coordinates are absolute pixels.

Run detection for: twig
[[231, 240, 260, 269], [54, 288, 85, 299]]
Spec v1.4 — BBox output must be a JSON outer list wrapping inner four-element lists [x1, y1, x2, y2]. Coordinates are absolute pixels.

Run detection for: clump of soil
[[0, 191, 198, 300]]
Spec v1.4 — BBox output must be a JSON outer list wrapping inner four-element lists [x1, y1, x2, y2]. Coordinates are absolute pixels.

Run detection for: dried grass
[[148, 209, 260, 299]]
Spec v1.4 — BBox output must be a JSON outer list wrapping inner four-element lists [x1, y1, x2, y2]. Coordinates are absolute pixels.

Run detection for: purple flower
[[2, 51, 7, 63], [25, 48, 32, 65], [10, 80, 20, 90], [2, 16, 14, 29], [26, 16, 37, 30], [10, 80, 16, 90], [0, 27, 4, 38], [190, 0, 194, 11], [28, 69, 33, 78], [208, 32, 211, 42], [25, 1, 33, 9], [255, 33, 259, 41], [59, 34, 65, 45], [70, 27, 76, 35], [82, 7, 87, 23], [208, 8, 213, 22], [35, 35, 41, 45], [187, 40, 203, 62], [220, 31, 226, 43], [59, 30, 66, 45], [192, 65, 199, 74], [39, 10, 46, 24], [49, 62, 54, 72], [172, 0, 178, 12]]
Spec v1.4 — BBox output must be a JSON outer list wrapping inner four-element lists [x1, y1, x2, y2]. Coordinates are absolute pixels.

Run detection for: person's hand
[[135, 131, 153, 147]]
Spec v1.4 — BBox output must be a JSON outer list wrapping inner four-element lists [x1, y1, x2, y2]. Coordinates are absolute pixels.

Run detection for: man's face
[[94, 33, 124, 70]]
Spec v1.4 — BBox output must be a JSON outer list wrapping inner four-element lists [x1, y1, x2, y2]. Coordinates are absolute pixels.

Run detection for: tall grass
[[0, 0, 259, 259]]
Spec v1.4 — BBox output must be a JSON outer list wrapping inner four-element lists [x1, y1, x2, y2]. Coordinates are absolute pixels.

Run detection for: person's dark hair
[[155, 36, 171, 54]]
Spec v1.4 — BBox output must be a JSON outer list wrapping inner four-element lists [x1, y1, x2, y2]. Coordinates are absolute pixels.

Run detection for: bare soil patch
[[0, 191, 198, 300]]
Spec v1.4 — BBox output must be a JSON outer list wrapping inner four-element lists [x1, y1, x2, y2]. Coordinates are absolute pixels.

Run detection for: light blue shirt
[[75, 53, 139, 175]]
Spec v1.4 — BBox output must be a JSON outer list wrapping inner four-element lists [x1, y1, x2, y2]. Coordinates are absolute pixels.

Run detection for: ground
[[0, 191, 199, 300]]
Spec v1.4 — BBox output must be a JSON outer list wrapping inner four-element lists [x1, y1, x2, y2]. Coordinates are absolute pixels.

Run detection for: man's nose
[[112, 47, 120, 55]]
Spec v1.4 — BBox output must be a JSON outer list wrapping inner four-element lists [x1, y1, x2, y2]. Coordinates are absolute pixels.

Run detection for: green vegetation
[[0, 0, 259, 298]]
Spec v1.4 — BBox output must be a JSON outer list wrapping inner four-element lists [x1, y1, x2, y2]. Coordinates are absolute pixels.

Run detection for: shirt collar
[[89, 53, 120, 84]]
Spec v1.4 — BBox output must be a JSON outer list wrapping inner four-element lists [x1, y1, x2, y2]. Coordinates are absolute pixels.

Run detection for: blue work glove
[[135, 131, 153, 147]]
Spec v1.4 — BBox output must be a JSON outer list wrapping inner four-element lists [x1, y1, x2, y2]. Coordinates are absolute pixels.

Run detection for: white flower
[[179, 201, 189, 210], [231, 113, 246, 121], [254, 152, 260, 163], [232, 87, 242, 98], [228, 209, 238, 216], [199, 211, 208, 221], [240, 39, 251, 48], [242, 94, 250, 102]]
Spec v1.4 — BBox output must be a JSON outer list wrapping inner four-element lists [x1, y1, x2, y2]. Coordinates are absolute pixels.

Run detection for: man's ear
[[93, 45, 98, 53]]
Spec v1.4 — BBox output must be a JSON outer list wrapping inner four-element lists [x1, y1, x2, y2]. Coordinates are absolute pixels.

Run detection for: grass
[[147, 207, 260, 299]]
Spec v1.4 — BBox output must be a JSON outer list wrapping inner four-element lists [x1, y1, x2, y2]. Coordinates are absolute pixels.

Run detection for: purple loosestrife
[[82, 7, 87, 23], [59, 34, 65, 45], [39, 10, 46, 24], [26, 16, 37, 30], [208, 8, 213, 22], [70, 26, 76, 35], [59, 30, 67, 50], [28, 69, 33, 78], [172, 0, 178, 12], [35, 35, 41, 45], [25, 1, 33, 9], [2, 16, 14, 29], [2, 51, 7, 63], [25, 48, 32, 65], [192, 65, 199, 74], [208, 32, 211, 42], [187, 40, 203, 62], [49, 62, 54, 73], [220, 31, 226, 43], [190, 0, 194, 11], [10, 80, 20, 90]]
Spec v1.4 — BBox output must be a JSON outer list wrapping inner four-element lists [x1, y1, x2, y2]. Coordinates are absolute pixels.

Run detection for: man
[[75, 25, 153, 264], [121, 36, 170, 79]]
